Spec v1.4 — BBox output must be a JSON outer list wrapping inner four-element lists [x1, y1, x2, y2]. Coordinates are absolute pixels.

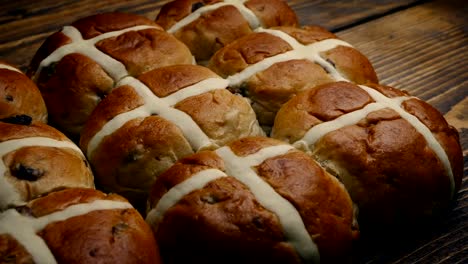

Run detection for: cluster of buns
[[0, 0, 463, 263]]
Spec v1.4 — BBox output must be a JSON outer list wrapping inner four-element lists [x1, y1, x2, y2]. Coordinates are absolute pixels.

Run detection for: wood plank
[[0, 0, 419, 71], [290, 0, 422, 30], [334, 0, 468, 262], [336, 0, 467, 114]]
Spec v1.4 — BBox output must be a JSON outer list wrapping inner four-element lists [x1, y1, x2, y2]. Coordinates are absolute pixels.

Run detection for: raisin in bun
[[156, 0, 298, 61], [271, 81, 463, 232], [80, 64, 264, 211], [0, 188, 161, 264], [0, 120, 94, 210], [208, 26, 378, 128], [27, 12, 193, 138], [0, 61, 47, 123], [146, 137, 358, 264]]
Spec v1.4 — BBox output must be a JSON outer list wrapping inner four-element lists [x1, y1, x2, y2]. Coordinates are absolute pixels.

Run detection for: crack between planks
[[330, 0, 433, 33]]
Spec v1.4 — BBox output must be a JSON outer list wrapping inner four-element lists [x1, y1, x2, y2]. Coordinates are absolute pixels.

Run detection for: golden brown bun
[[271, 81, 463, 231], [147, 137, 358, 263], [0, 62, 47, 123], [27, 12, 193, 138], [208, 26, 378, 127], [80, 64, 264, 211], [0, 188, 161, 264], [0, 121, 94, 210], [156, 0, 298, 61]]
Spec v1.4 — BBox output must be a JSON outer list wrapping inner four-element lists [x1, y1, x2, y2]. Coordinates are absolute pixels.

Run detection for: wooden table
[[0, 0, 466, 263]]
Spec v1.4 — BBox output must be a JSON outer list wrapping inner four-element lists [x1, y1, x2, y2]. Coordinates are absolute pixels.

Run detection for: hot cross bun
[[27, 12, 193, 138], [156, 0, 298, 61]]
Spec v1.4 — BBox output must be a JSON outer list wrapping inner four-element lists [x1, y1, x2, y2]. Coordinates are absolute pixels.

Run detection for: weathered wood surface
[[0, 0, 466, 263], [0, 0, 420, 71], [340, 2, 467, 262]]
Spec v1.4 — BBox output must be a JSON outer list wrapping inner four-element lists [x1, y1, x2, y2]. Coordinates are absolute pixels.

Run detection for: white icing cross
[[146, 168, 228, 228], [292, 86, 455, 197], [33, 24, 159, 82], [0, 137, 85, 209], [146, 144, 320, 263], [0, 63, 22, 73], [167, 0, 262, 34], [0, 199, 133, 264], [251, 28, 455, 197], [225, 28, 351, 87], [86, 76, 230, 159]]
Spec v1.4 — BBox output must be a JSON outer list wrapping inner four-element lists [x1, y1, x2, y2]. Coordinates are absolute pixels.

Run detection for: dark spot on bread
[[326, 58, 336, 68], [44, 62, 57, 78], [215, 37, 223, 46], [11, 164, 44, 181], [120, 209, 130, 216], [191, 2, 204, 12], [2, 254, 16, 262], [201, 194, 220, 204], [124, 151, 140, 163], [89, 248, 99, 257], [0, 115, 32, 125], [15, 205, 34, 217], [96, 90, 107, 101], [112, 222, 129, 236], [83, 158, 90, 168], [252, 216, 265, 230], [5, 95, 13, 102]]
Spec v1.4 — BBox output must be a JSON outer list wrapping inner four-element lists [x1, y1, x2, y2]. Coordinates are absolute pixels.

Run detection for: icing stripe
[[0, 137, 84, 208], [255, 28, 304, 50], [226, 37, 352, 86], [0, 210, 56, 264], [86, 76, 228, 158], [0, 199, 132, 264], [167, 0, 261, 34], [146, 168, 227, 228], [161, 78, 230, 106], [215, 145, 320, 263], [358, 86, 455, 196], [256, 28, 455, 197], [293, 85, 455, 197], [0, 64, 22, 73], [294, 100, 404, 150], [34, 25, 159, 81]]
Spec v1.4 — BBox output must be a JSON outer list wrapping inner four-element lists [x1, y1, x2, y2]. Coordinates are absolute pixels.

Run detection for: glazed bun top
[[80, 64, 264, 155], [208, 26, 378, 126], [147, 136, 357, 263], [271, 81, 463, 229], [0, 120, 94, 210], [0, 188, 161, 264], [27, 12, 193, 138], [156, 0, 298, 61], [80, 64, 264, 210], [0, 61, 47, 123], [209, 25, 377, 83]]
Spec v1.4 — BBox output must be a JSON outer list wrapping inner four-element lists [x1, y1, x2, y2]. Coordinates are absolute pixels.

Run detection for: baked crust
[[0, 122, 94, 209], [27, 12, 193, 138], [0, 62, 47, 123], [148, 137, 358, 263], [208, 26, 378, 127], [80, 64, 264, 211], [0, 188, 161, 264], [156, 0, 298, 61], [271, 82, 463, 230]]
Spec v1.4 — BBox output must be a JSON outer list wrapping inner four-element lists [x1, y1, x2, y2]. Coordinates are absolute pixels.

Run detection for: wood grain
[[335, 0, 468, 262], [0, 0, 420, 71], [290, 0, 422, 29], [336, 0, 467, 113]]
